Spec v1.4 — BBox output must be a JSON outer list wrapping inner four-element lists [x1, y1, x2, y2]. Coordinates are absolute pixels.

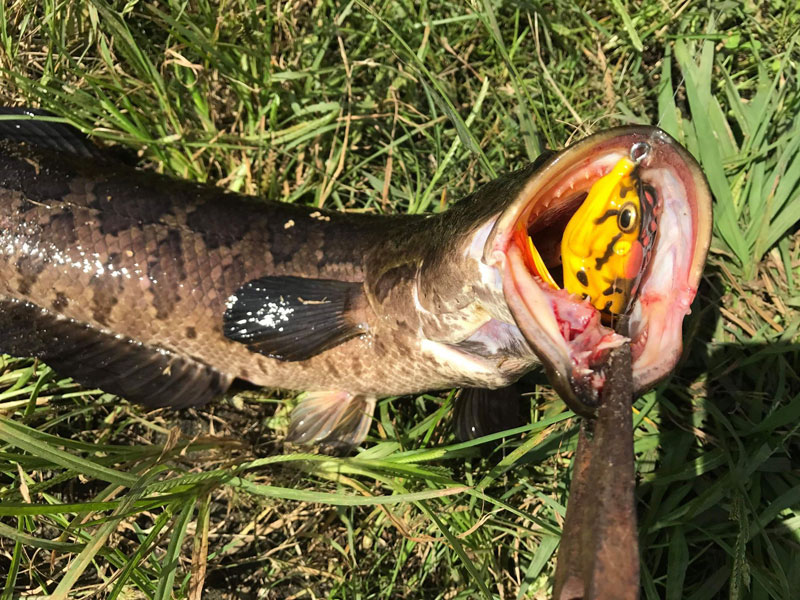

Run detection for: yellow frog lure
[[527, 142, 660, 316]]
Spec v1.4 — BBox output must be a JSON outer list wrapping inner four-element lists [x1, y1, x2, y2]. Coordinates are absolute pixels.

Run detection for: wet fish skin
[[0, 136, 536, 409]]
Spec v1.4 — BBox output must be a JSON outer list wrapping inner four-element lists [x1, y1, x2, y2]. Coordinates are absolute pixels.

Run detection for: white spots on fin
[[226, 291, 295, 338]]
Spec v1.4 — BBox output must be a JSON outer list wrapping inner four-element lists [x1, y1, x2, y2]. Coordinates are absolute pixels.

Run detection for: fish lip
[[497, 244, 613, 416], [486, 126, 712, 414]]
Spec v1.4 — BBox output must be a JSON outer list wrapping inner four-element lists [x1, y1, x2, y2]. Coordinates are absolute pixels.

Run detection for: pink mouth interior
[[499, 147, 699, 397], [505, 237, 626, 394], [508, 155, 628, 392]]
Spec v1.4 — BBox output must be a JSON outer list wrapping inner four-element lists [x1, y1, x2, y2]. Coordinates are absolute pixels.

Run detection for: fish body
[[0, 140, 530, 392], [0, 113, 712, 444]]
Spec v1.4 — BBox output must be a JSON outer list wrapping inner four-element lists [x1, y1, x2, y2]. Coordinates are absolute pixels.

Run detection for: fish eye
[[617, 202, 638, 233]]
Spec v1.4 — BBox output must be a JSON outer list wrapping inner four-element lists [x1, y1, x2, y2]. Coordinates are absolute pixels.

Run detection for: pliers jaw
[[552, 342, 640, 600]]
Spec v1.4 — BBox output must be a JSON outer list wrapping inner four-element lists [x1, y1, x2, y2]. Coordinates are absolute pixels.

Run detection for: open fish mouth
[[485, 126, 712, 415]]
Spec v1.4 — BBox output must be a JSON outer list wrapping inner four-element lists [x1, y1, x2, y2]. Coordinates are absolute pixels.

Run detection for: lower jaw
[[502, 242, 629, 403]]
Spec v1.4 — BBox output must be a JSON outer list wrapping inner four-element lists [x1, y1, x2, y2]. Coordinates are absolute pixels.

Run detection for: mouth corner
[[500, 241, 629, 412]]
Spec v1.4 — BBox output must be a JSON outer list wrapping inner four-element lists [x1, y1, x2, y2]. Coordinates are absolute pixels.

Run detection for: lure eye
[[617, 202, 638, 233]]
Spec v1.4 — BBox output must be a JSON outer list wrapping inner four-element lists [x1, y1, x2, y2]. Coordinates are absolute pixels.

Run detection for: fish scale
[[0, 138, 528, 403]]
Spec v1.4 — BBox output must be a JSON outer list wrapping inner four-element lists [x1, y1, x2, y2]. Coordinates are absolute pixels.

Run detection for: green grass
[[0, 1, 799, 598]]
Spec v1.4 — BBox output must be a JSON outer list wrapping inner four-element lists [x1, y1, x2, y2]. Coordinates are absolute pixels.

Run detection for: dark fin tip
[[223, 276, 366, 362], [0, 107, 106, 160]]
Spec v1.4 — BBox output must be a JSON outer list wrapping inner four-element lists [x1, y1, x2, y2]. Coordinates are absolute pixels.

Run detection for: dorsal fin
[[0, 107, 106, 159], [223, 276, 368, 362]]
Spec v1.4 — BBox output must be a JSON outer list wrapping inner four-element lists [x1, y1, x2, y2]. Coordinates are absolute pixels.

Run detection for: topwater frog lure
[[521, 142, 661, 319]]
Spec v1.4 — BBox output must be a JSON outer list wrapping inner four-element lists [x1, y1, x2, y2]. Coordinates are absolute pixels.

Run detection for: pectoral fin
[[286, 391, 376, 448], [223, 276, 367, 362]]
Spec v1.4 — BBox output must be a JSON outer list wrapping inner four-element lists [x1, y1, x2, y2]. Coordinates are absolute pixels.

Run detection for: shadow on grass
[[638, 264, 800, 598]]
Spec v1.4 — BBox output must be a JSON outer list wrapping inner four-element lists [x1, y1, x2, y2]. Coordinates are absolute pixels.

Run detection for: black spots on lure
[[0, 299, 230, 408], [223, 275, 367, 362], [593, 209, 619, 225], [594, 203, 636, 232], [576, 269, 589, 287], [618, 183, 634, 198], [594, 232, 622, 271]]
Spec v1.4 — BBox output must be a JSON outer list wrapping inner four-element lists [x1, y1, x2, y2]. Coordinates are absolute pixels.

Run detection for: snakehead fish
[[0, 110, 711, 446]]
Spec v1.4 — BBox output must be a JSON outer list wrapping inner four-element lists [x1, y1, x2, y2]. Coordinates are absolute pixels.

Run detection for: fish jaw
[[485, 126, 712, 415], [498, 243, 626, 411]]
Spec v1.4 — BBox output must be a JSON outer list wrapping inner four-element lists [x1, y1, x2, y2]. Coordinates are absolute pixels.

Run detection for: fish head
[[484, 126, 712, 415]]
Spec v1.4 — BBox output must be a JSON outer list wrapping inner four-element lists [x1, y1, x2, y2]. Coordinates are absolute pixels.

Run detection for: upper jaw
[[485, 126, 712, 416]]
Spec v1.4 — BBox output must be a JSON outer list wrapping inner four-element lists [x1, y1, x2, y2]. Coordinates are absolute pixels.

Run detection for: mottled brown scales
[[52, 291, 68, 310], [90, 268, 122, 326], [148, 229, 187, 319], [15, 252, 44, 295], [0, 139, 539, 412]]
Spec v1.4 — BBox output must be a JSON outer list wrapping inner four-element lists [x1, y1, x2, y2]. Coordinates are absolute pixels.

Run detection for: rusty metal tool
[[552, 340, 639, 599]]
